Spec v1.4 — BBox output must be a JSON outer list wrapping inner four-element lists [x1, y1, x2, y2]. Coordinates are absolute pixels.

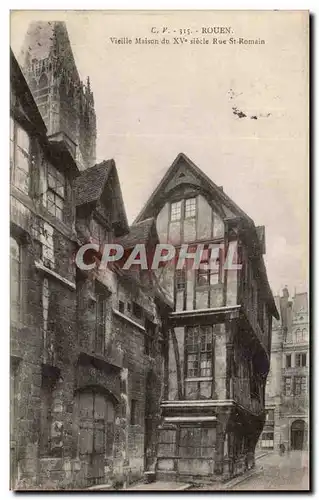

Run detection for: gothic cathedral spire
[[20, 21, 96, 170]]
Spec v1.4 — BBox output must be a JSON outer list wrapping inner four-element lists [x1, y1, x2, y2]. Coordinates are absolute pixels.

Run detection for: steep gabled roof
[[75, 159, 129, 234], [134, 152, 254, 226], [133, 152, 279, 319], [75, 160, 112, 207], [116, 218, 157, 249]]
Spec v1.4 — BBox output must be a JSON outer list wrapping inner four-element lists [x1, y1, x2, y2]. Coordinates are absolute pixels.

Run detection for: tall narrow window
[[184, 197, 196, 219], [200, 329, 213, 376], [295, 329, 302, 343], [175, 268, 186, 291], [294, 377, 303, 395], [10, 236, 21, 322], [185, 326, 213, 378], [132, 302, 143, 320], [286, 354, 292, 368], [47, 164, 65, 221], [10, 119, 30, 194], [295, 353, 307, 368], [170, 201, 182, 222], [284, 377, 292, 396]]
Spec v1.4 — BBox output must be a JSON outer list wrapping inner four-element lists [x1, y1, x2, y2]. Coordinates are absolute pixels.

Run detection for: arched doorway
[[291, 420, 307, 450], [76, 390, 115, 486]]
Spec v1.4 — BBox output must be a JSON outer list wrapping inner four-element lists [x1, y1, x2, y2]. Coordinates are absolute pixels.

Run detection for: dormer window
[[47, 164, 65, 221], [10, 117, 31, 195]]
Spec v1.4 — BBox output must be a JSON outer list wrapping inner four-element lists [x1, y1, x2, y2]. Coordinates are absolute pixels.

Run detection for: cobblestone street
[[230, 451, 309, 491]]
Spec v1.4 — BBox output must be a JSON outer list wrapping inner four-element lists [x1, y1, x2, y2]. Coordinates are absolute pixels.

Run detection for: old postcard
[[10, 10, 309, 491]]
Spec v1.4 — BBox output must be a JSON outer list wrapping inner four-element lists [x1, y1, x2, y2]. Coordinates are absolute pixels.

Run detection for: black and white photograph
[[9, 10, 309, 491]]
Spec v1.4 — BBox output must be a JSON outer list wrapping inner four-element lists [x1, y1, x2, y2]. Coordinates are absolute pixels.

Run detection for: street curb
[[224, 467, 262, 490], [256, 451, 270, 461]]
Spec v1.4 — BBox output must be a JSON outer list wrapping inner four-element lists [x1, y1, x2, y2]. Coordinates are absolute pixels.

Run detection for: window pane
[[16, 149, 29, 175], [11, 277, 20, 308], [48, 164, 65, 199], [57, 183, 65, 197], [16, 125, 30, 153], [210, 271, 219, 286], [48, 173, 56, 190], [170, 201, 182, 221], [185, 198, 196, 218], [56, 196, 64, 209], [14, 166, 29, 193], [197, 269, 209, 286], [10, 237, 20, 262], [56, 207, 63, 221], [56, 169, 65, 184]]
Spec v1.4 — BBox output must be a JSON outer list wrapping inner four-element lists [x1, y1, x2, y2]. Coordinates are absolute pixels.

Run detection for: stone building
[[134, 152, 279, 482], [10, 33, 171, 490], [259, 288, 309, 452]]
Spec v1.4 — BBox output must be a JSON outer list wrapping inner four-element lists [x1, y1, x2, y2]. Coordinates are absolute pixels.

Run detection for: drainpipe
[[120, 368, 129, 488]]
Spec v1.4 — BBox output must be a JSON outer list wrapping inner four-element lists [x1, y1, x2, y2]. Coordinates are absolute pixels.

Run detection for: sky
[[10, 10, 309, 297]]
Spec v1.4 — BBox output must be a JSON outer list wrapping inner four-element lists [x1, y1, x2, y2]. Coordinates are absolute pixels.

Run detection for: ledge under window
[[34, 260, 76, 291], [113, 308, 146, 332]]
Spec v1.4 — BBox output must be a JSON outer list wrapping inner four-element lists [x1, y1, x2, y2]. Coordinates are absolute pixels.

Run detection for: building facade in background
[[259, 288, 309, 453], [134, 153, 279, 482], [10, 26, 171, 490]]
